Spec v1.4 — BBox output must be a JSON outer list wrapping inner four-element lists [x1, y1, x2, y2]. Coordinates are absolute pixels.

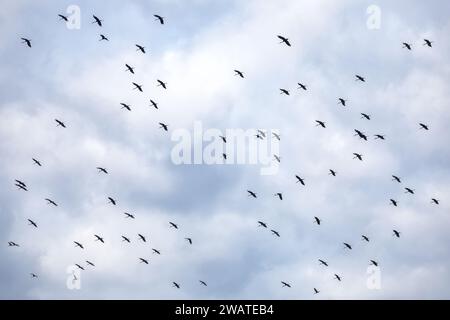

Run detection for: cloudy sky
[[1, 0, 449, 299]]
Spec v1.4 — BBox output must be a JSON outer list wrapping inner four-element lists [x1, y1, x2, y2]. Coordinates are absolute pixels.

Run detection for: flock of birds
[[9, 9, 441, 298]]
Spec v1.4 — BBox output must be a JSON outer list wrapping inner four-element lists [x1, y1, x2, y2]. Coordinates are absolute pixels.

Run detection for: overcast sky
[[1, 0, 450, 299]]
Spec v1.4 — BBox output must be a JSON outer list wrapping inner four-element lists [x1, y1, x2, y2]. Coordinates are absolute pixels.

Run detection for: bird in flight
[[353, 153, 363, 161], [132, 82, 143, 92], [271, 229, 280, 237], [402, 42, 412, 50], [15, 181, 28, 191], [55, 119, 66, 128], [154, 14, 164, 24], [277, 35, 291, 46], [86, 261, 95, 267], [334, 274, 342, 282], [122, 236, 131, 243], [75, 264, 85, 271], [99, 34, 109, 41], [314, 288, 320, 294], [149, 99, 158, 109], [45, 198, 58, 206], [258, 221, 268, 228], [390, 199, 398, 207], [318, 259, 328, 267], [355, 75, 365, 82], [199, 280, 208, 286], [354, 129, 368, 141], [329, 169, 337, 177], [272, 132, 281, 141], [120, 103, 131, 111], [125, 64, 135, 74], [247, 190, 257, 198], [124, 212, 135, 219], [94, 235, 105, 243], [21, 38, 32, 48], [392, 175, 401, 183], [419, 123, 429, 130], [58, 14, 68, 22], [279, 88, 290, 95], [295, 175, 305, 186], [139, 258, 149, 264], [135, 44, 146, 53], [234, 70, 244, 78], [297, 83, 307, 91], [361, 113, 371, 120], [92, 15, 102, 26], [314, 217, 321, 225], [431, 198, 439, 205], [393, 230, 401, 238], [343, 242, 352, 250], [8, 241, 20, 247], [281, 281, 291, 288], [374, 134, 385, 140], [138, 234, 146, 242], [219, 135, 227, 143], [370, 260, 379, 267], [315, 120, 326, 128], [159, 122, 169, 131], [274, 193, 283, 200], [28, 219, 37, 228], [97, 167, 108, 174], [362, 235, 370, 242], [173, 282, 180, 289], [404, 187, 415, 195], [338, 98, 347, 106], [32, 158, 42, 166], [169, 222, 179, 229], [274, 155, 281, 163], [157, 80, 167, 89], [185, 237, 193, 245], [108, 197, 116, 205], [74, 241, 84, 249], [31, 273, 38, 278], [423, 39, 433, 47], [152, 248, 161, 255]]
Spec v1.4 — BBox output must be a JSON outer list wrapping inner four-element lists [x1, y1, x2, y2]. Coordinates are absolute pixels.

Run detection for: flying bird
[[257, 221, 268, 228], [279, 88, 290, 95], [157, 80, 167, 89], [281, 281, 291, 288], [370, 260, 379, 267], [314, 288, 320, 294], [274, 193, 283, 200], [159, 122, 168, 131], [21, 38, 32, 48], [138, 234, 146, 242], [277, 35, 291, 46], [97, 167, 108, 174], [86, 261, 95, 267], [132, 82, 143, 92], [404, 187, 415, 195], [94, 235, 104, 243], [154, 14, 164, 24], [392, 175, 401, 183], [28, 219, 37, 228], [8, 241, 20, 247], [199, 280, 208, 286], [234, 70, 244, 78], [122, 236, 131, 243], [173, 282, 180, 289], [185, 237, 193, 245], [338, 98, 346, 106], [297, 83, 307, 91], [315, 120, 326, 128], [431, 198, 439, 205], [125, 64, 135, 74], [149, 99, 158, 109], [45, 198, 58, 206], [58, 14, 68, 22], [169, 222, 179, 229], [272, 132, 281, 141], [108, 197, 116, 205], [124, 212, 135, 219], [219, 135, 227, 143], [393, 230, 401, 238], [32, 158, 42, 166], [334, 274, 342, 282], [329, 169, 337, 176], [99, 34, 109, 41], [419, 123, 429, 130], [139, 258, 149, 264], [120, 103, 131, 111], [318, 259, 328, 267], [362, 235, 370, 242], [390, 199, 398, 206], [374, 134, 385, 140], [55, 119, 66, 128], [274, 155, 281, 163], [15, 183, 28, 191], [152, 249, 161, 255], [92, 15, 102, 26], [271, 230, 280, 237], [135, 44, 145, 53], [75, 264, 85, 271], [247, 190, 257, 198], [31, 273, 38, 278], [402, 42, 412, 50], [361, 113, 371, 120], [423, 39, 433, 47], [74, 241, 84, 249], [353, 153, 363, 161], [314, 217, 321, 225], [343, 242, 352, 250], [355, 75, 365, 82], [295, 175, 305, 186]]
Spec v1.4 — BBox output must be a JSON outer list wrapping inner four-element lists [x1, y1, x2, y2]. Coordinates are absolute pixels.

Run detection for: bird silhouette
[[169, 222, 179, 229], [343, 242, 352, 250], [295, 175, 305, 185], [124, 212, 135, 219], [281, 281, 291, 288], [318, 259, 328, 267], [108, 197, 116, 205], [120, 103, 131, 111], [138, 234, 146, 242], [361, 113, 371, 120], [277, 35, 291, 46], [279, 88, 290, 95], [15, 183, 28, 191], [355, 75, 365, 82], [125, 64, 135, 74], [173, 282, 180, 289], [315, 120, 326, 128], [393, 230, 401, 238], [272, 132, 281, 141], [45, 198, 58, 206], [354, 129, 368, 141], [431, 198, 439, 205], [99, 34, 109, 41], [31, 273, 38, 278], [132, 82, 143, 92], [392, 175, 401, 183], [247, 190, 257, 198], [74, 241, 84, 249], [75, 264, 85, 270], [423, 39, 433, 47], [362, 235, 370, 242], [94, 235, 105, 243], [55, 119, 66, 128], [58, 14, 68, 22], [329, 169, 337, 176], [150, 99, 158, 109], [334, 274, 342, 281], [234, 70, 244, 78], [154, 14, 164, 24], [297, 83, 307, 90], [338, 98, 346, 106], [374, 134, 385, 140], [271, 230, 280, 237], [8, 241, 20, 247], [21, 38, 32, 48], [32, 158, 42, 166], [97, 167, 108, 174], [353, 153, 363, 161], [404, 187, 415, 195], [139, 258, 149, 264], [122, 236, 131, 243], [402, 42, 412, 50], [370, 260, 378, 267], [28, 219, 37, 228], [86, 260, 95, 267], [185, 237, 193, 245], [390, 199, 398, 206], [258, 221, 268, 228], [159, 122, 169, 131], [314, 217, 321, 225], [274, 155, 281, 163], [152, 248, 161, 255], [419, 123, 429, 130], [274, 193, 283, 200], [157, 80, 167, 89], [135, 44, 146, 53], [219, 135, 227, 143], [199, 280, 208, 286], [92, 15, 102, 26], [314, 288, 320, 294]]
